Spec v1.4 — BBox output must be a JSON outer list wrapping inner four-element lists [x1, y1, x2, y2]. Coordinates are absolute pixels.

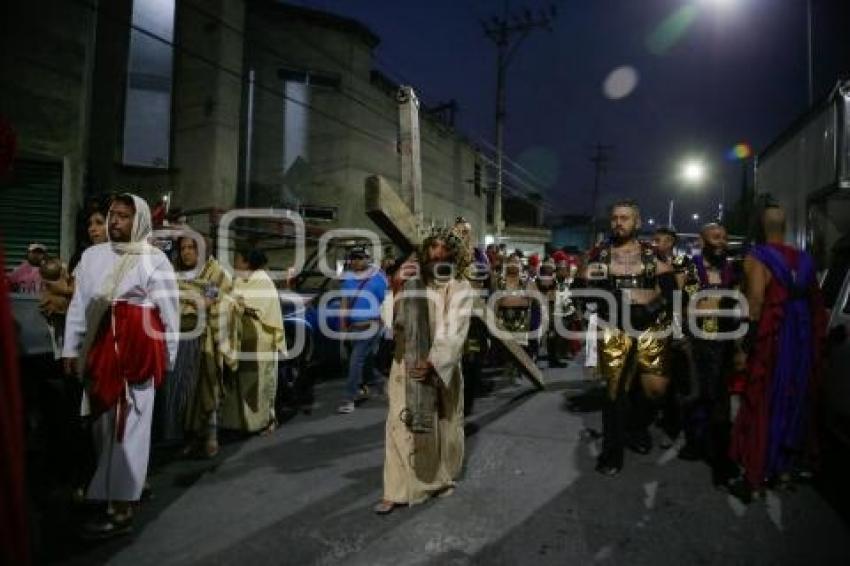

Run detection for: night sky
[[290, 0, 815, 229]]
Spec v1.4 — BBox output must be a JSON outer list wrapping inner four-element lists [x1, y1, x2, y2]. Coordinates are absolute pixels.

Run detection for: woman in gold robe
[[182, 239, 241, 457]]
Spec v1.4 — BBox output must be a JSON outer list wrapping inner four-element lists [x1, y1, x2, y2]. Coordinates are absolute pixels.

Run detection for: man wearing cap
[[6, 242, 47, 294], [336, 245, 388, 414]]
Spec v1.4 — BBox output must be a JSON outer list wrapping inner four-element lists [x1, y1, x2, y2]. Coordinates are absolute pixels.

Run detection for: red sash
[[86, 301, 167, 440]]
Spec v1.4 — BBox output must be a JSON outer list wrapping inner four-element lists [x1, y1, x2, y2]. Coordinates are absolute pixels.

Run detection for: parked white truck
[[755, 80, 850, 269], [756, 80, 850, 448]]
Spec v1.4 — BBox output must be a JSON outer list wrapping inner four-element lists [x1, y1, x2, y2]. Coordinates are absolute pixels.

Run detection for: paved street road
[[54, 363, 850, 565]]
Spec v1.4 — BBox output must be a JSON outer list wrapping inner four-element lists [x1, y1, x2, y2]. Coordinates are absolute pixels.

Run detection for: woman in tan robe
[[220, 249, 285, 434]]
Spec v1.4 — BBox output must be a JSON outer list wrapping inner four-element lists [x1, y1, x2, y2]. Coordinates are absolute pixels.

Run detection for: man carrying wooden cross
[[374, 225, 473, 515]]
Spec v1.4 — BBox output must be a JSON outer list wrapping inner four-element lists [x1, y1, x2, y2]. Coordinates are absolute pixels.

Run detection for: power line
[[589, 143, 614, 244]]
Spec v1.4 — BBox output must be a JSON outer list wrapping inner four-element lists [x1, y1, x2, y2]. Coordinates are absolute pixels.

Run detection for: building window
[[278, 68, 340, 176], [283, 77, 309, 176], [122, 0, 176, 168]]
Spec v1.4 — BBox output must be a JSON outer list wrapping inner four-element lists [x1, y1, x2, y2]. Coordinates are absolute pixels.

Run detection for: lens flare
[[726, 142, 753, 161], [646, 5, 699, 55], [603, 66, 639, 100]]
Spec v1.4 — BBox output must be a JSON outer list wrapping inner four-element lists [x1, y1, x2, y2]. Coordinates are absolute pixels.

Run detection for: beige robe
[[220, 269, 285, 433], [383, 277, 473, 504], [183, 257, 241, 436]]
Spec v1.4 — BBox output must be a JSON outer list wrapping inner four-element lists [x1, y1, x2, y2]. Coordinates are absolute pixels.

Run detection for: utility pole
[[482, 2, 556, 236], [807, 0, 814, 107], [589, 143, 613, 245]]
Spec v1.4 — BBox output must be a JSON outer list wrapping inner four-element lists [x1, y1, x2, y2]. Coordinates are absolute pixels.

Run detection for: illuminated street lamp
[[681, 159, 706, 185], [669, 158, 707, 228], [692, 213, 700, 222], [647, 218, 656, 226], [699, 0, 737, 8]]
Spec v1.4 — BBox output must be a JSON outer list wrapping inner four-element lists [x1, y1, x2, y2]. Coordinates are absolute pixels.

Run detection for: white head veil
[[108, 193, 153, 249]]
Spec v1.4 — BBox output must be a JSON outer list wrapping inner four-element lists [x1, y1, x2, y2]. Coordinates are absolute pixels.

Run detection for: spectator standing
[[7, 242, 46, 294], [336, 246, 388, 414]]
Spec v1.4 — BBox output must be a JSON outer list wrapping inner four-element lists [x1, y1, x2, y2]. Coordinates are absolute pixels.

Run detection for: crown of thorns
[[420, 225, 471, 276]]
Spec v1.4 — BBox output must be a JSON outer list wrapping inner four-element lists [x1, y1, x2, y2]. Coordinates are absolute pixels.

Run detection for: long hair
[[418, 226, 468, 284]]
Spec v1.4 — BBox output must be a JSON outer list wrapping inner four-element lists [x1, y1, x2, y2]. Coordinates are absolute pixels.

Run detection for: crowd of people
[[3, 191, 827, 539]]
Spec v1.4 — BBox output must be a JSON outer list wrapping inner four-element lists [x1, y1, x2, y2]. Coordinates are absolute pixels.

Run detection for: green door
[[0, 159, 62, 270]]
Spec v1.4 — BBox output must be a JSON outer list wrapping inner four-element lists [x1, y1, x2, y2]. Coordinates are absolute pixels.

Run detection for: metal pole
[[668, 199, 675, 229], [807, 0, 814, 107], [244, 68, 255, 206], [494, 38, 506, 236], [590, 157, 601, 244]]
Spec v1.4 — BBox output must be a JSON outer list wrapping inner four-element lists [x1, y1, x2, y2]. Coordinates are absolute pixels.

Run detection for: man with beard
[[677, 223, 742, 486], [581, 200, 675, 475], [374, 226, 473, 514], [63, 194, 178, 537], [730, 205, 826, 500]]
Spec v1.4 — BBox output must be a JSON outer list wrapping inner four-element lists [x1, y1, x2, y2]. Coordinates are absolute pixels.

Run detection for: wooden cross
[[364, 88, 544, 390]]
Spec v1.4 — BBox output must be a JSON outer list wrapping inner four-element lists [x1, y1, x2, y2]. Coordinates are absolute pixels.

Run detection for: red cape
[[0, 246, 30, 565]]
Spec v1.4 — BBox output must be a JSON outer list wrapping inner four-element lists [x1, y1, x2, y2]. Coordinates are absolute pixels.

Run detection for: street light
[[669, 158, 707, 228], [681, 159, 706, 185], [699, 0, 737, 8], [648, 218, 656, 226], [697, 0, 813, 107], [692, 213, 700, 222]]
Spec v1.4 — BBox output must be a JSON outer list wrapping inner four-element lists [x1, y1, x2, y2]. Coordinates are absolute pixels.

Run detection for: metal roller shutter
[[0, 159, 62, 270]]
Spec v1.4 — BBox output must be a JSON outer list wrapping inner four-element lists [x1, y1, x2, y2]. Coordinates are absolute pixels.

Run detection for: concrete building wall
[[0, 0, 99, 260], [85, 0, 244, 211], [171, 0, 244, 211], [2, 0, 490, 260], [245, 3, 486, 242]]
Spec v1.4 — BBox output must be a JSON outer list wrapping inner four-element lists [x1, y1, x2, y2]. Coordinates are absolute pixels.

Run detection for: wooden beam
[[365, 174, 419, 255]]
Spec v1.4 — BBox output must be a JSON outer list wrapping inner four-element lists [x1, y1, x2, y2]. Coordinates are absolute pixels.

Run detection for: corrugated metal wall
[[0, 159, 63, 270]]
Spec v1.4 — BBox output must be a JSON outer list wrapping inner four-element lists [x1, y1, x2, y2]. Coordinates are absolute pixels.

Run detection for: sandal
[[259, 421, 277, 437], [373, 500, 397, 515], [204, 439, 220, 458], [436, 486, 455, 499], [81, 512, 133, 540]]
